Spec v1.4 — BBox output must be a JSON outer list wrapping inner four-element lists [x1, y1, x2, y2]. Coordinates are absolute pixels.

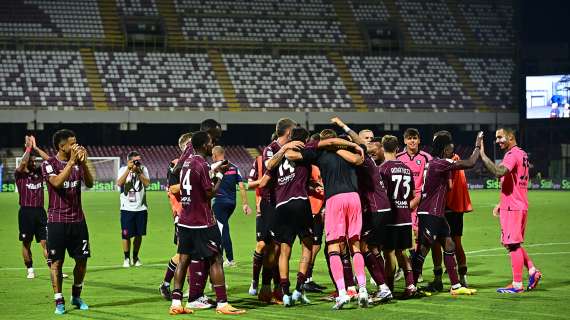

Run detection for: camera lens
[[133, 160, 141, 166]]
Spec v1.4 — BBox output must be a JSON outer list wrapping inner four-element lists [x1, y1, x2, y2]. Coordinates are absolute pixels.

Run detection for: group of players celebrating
[[15, 116, 542, 315]]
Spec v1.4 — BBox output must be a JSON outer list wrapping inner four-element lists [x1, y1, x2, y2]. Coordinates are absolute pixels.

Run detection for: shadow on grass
[[87, 280, 158, 295]]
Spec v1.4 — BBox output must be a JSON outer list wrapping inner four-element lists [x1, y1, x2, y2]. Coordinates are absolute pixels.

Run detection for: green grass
[[0, 190, 569, 319]]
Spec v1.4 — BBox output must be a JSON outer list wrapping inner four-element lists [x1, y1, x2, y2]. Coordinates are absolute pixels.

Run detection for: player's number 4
[[181, 169, 192, 195], [391, 174, 411, 199]]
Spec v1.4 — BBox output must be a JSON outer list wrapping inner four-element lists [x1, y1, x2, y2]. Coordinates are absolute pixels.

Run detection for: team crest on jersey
[[416, 160, 421, 165]]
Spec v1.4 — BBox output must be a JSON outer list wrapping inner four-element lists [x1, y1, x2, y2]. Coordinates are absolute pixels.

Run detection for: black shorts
[[272, 199, 313, 245], [418, 214, 450, 247], [361, 211, 389, 246], [312, 213, 324, 245], [445, 211, 464, 237], [120, 210, 148, 239], [18, 207, 47, 242], [173, 223, 179, 245], [177, 225, 222, 259], [256, 199, 276, 243], [47, 221, 91, 261], [383, 225, 413, 250]]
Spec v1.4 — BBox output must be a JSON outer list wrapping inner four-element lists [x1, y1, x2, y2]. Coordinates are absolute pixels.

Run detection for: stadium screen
[[526, 74, 570, 119]]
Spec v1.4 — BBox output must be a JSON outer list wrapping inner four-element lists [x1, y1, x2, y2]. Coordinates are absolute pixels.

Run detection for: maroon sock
[[342, 252, 355, 288], [72, 284, 82, 298], [404, 269, 414, 287], [272, 264, 281, 291], [295, 272, 307, 292], [55, 296, 65, 306], [364, 251, 385, 285], [47, 258, 52, 268], [189, 260, 207, 301], [261, 265, 273, 285], [214, 284, 228, 304], [412, 252, 425, 285], [252, 251, 264, 284], [443, 251, 460, 286], [306, 263, 314, 280], [171, 289, 182, 301], [280, 278, 291, 296], [164, 259, 177, 283]]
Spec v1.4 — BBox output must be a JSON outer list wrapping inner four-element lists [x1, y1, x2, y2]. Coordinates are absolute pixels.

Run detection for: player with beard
[[169, 131, 245, 315], [480, 128, 542, 293], [16, 135, 50, 279], [42, 129, 94, 314], [411, 132, 481, 296]]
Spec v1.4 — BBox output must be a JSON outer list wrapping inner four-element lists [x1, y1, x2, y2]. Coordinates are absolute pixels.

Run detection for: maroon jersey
[[260, 140, 281, 203], [379, 160, 415, 225], [268, 157, 313, 208], [41, 157, 85, 223], [356, 156, 391, 213], [15, 167, 44, 208], [417, 158, 459, 217], [178, 154, 216, 229]]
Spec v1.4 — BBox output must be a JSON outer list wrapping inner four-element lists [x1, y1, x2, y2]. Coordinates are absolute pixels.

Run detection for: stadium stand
[[116, 0, 159, 16], [458, 1, 515, 48], [459, 57, 515, 109], [174, 0, 336, 17], [0, 50, 93, 109], [395, 0, 465, 47], [0, 0, 104, 39], [349, 0, 391, 22], [344, 55, 472, 110], [181, 17, 346, 44], [223, 54, 353, 109], [94, 51, 226, 109]]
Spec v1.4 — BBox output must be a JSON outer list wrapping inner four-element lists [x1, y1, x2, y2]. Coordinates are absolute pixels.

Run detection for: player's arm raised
[[330, 116, 367, 146], [77, 145, 94, 188], [47, 145, 79, 189], [30, 136, 50, 160], [453, 132, 482, 170], [17, 136, 33, 172], [479, 139, 509, 177]]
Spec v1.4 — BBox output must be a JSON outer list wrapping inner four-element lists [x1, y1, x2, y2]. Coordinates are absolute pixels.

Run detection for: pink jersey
[[396, 149, 432, 196], [499, 146, 529, 211]]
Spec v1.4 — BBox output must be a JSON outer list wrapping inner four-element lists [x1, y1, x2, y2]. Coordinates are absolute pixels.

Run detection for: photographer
[[117, 151, 150, 267]]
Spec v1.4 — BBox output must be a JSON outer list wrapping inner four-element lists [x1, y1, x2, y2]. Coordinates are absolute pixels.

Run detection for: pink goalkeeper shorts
[[324, 192, 362, 242], [499, 209, 528, 245]]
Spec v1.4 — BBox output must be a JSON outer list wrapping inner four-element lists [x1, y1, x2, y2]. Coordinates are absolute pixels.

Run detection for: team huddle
[[14, 117, 543, 315]]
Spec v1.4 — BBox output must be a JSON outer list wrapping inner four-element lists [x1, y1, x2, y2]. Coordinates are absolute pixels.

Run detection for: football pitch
[[0, 190, 569, 320]]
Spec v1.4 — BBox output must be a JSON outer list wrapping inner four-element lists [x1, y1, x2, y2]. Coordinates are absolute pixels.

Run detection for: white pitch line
[[469, 251, 570, 258], [466, 242, 570, 254], [1, 242, 569, 271]]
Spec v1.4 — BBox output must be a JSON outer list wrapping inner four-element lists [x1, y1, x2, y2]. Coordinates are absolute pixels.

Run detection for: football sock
[[458, 264, 467, 276], [352, 252, 366, 289], [295, 272, 307, 292], [54, 292, 64, 306], [72, 283, 83, 298], [433, 266, 443, 282], [189, 260, 207, 301], [329, 251, 346, 292], [25, 260, 33, 269], [341, 251, 355, 288], [261, 265, 273, 285], [47, 258, 52, 268], [252, 251, 264, 284], [164, 259, 177, 284], [509, 247, 524, 284], [404, 269, 414, 287], [306, 263, 315, 282], [443, 251, 460, 286], [123, 251, 130, 260], [520, 247, 535, 272], [133, 250, 139, 262], [171, 289, 182, 306], [280, 278, 291, 296], [364, 251, 385, 285], [411, 252, 426, 285], [272, 264, 281, 291], [214, 284, 228, 304]]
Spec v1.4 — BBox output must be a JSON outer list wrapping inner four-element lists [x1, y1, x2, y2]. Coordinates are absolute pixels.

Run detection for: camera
[[133, 159, 141, 167]]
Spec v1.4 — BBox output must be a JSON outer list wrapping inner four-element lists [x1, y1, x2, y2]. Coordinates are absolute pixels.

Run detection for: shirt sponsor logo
[[25, 182, 43, 190], [62, 180, 80, 189]]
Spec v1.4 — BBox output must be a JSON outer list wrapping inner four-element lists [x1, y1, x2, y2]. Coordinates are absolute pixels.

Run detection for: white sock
[[171, 299, 181, 307], [451, 283, 462, 290], [54, 293, 63, 300], [380, 284, 390, 292], [407, 284, 416, 290], [217, 302, 228, 309], [163, 281, 170, 287], [27, 267, 34, 273], [512, 281, 523, 289], [348, 285, 356, 292], [338, 289, 347, 297]]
